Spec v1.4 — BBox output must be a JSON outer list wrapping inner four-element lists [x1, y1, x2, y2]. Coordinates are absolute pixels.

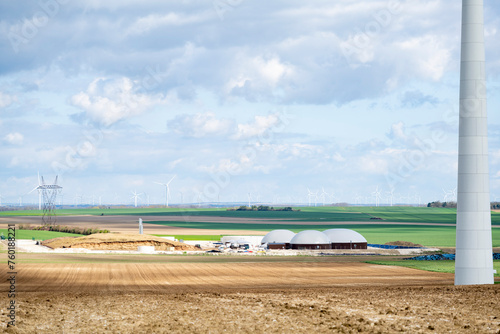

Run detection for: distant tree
[[427, 201, 456, 208]]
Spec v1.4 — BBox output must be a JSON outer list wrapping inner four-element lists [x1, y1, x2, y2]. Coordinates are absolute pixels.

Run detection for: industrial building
[[262, 229, 368, 250]]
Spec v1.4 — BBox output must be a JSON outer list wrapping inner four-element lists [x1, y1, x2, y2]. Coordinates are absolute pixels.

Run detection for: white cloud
[[226, 55, 294, 100], [389, 121, 407, 141], [71, 77, 164, 126], [396, 35, 451, 81], [233, 114, 281, 140], [127, 12, 209, 35], [0, 92, 16, 108], [332, 152, 346, 162], [4, 132, 23, 145], [168, 112, 233, 138], [1, 1, 499, 204], [358, 155, 388, 175]]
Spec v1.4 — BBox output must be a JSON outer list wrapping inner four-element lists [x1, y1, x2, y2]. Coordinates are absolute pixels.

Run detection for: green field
[[0, 229, 83, 241], [149, 222, 500, 247], [2, 206, 500, 247], [367, 260, 500, 277], [3, 206, 500, 225]]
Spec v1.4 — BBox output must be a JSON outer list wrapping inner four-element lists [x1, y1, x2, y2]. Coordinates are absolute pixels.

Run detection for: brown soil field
[[1, 254, 500, 333], [41, 233, 197, 251]]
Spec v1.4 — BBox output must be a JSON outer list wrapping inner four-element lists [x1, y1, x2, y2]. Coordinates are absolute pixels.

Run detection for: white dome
[[323, 229, 367, 243], [261, 230, 295, 244], [290, 230, 331, 245]]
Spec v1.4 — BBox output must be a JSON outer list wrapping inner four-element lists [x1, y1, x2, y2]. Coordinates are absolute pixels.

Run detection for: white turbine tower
[[354, 193, 361, 205], [155, 175, 176, 207], [455, 0, 494, 285], [29, 172, 43, 210], [320, 188, 328, 206], [131, 191, 142, 208], [307, 188, 314, 207], [372, 186, 381, 207], [329, 191, 337, 204], [442, 188, 450, 202], [414, 193, 421, 207], [387, 189, 395, 207]]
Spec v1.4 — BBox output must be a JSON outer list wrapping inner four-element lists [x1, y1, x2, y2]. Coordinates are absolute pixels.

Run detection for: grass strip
[[367, 260, 500, 277]]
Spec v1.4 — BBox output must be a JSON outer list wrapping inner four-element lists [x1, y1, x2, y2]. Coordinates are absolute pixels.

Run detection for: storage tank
[[323, 229, 367, 249], [290, 230, 331, 250]]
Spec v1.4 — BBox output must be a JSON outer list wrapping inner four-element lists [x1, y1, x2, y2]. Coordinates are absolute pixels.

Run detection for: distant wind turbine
[[373, 186, 381, 207], [131, 190, 142, 208], [387, 188, 395, 207], [28, 172, 43, 210], [155, 175, 176, 207], [307, 188, 315, 207], [320, 188, 328, 206]]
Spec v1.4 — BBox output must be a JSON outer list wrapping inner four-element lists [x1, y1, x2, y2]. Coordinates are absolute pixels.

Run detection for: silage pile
[[42, 233, 197, 251], [385, 241, 423, 248]]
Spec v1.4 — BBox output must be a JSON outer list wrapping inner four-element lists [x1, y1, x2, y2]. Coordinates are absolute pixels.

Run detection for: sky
[[1, 0, 500, 207]]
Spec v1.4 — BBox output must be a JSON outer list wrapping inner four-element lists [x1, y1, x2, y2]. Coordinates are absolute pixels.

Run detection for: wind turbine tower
[[373, 186, 381, 207], [131, 191, 142, 208], [455, 0, 494, 285], [320, 188, 328, 206], [155, 175, 176, 207]]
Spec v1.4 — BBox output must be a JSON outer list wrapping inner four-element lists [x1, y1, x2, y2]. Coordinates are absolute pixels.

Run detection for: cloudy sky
[[1, 0, 500, 206]]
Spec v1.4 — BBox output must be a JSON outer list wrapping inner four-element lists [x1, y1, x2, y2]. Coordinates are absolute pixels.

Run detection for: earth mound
[[41, 233, 197, 251], [385, 241, 423, 248]]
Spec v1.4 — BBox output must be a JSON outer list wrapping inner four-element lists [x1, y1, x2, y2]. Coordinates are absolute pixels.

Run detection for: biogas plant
[[213, 229, 368, 252], [261, 229, 367, 250]]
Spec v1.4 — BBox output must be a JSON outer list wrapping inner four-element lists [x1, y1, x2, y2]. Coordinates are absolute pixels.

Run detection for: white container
[[137, 246, 155, 253]]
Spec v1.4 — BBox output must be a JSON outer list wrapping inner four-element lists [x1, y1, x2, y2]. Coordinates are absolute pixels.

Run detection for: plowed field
[[13, 262, 452, 292], [2, 256, 500, 333]]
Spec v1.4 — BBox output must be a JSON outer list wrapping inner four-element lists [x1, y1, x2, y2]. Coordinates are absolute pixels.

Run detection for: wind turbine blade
[[167, 175, 177, 185]]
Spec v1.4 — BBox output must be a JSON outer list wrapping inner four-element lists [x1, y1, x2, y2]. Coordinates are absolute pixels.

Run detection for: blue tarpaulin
[[405, 254, 500, 261]]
